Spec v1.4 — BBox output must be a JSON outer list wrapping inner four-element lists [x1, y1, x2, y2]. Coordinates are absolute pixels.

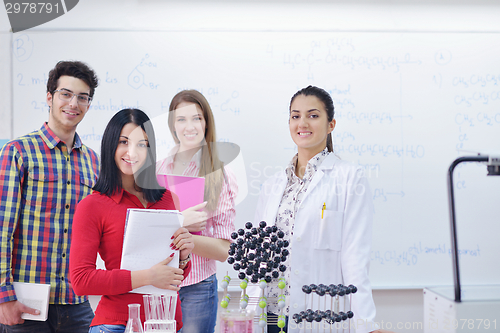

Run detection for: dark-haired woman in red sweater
[[70, 109, 194, 332]]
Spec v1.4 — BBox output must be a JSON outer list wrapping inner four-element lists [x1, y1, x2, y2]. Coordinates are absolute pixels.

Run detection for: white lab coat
[[254, 153, 378, 333]]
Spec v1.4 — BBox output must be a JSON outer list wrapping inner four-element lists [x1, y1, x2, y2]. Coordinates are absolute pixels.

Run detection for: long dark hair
[[167, 90, 225, 211], [290, 85, 335, 152], [94, 109, 165, 203]]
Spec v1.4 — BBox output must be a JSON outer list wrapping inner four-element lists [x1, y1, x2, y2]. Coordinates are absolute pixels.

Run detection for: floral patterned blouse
[[267, 148, 329, 315]]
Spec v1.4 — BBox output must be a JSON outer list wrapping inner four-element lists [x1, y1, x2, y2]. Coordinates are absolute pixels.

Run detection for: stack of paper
[[120, 209, 183, 296], [13, 282, 50, 321]]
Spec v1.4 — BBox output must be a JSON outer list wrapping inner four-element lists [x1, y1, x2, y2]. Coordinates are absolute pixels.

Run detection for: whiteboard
[[11, 31, 500, 288]]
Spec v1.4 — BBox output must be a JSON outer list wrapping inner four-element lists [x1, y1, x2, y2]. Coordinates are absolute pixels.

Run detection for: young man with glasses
[[0, 61, 99, 333]]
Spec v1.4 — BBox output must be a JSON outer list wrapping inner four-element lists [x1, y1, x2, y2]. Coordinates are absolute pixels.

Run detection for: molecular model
[[292, 283, 357, 331], [219, 221, 290, 332]]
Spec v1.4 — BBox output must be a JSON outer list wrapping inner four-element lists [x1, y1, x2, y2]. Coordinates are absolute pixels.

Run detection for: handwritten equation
[[371, 242, 481, 266]]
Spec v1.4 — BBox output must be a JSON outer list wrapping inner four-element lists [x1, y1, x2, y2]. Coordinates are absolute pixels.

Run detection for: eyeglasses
[[54, 89, 92, 106]]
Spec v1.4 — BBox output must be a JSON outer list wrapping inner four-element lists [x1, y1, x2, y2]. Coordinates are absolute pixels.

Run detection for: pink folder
[[156, 174, 205, 235]]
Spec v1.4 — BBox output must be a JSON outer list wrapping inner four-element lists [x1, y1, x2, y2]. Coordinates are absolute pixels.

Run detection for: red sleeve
[[69, 194, 132, 296], [174, 261, 191, 331], [170, 190, 181, 211], [182, 260, 192, 279]]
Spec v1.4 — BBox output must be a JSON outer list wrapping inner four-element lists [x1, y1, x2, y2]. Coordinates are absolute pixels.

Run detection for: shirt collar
[[39, 123, 60, 149], [109, 188, 146, 207], [39, 122, 82, 150], [285, 148, 329, 180], [109, 188, 125, 204], [165, 145, 203, 170], [73, 133, 83, 149]]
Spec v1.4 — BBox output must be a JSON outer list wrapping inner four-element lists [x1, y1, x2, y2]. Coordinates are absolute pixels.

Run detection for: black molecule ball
[[328, 287, 337, 297], [302, 285, 312, 294], [316, 288, 325, 296]]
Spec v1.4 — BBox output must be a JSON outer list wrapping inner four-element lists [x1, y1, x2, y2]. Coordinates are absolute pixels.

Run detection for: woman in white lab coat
[[254, 86, 384, 333]]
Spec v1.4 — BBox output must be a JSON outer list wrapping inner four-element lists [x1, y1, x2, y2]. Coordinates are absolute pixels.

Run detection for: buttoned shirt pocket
[[79, 172, 96, 188], [78, 171, 97, 199], [313, 209, 343, 251], [26, 166, 60, 211], [28, 166, 59, 182]]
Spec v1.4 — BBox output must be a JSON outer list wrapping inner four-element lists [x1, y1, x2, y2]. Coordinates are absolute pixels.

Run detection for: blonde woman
[[157, 90, 237, 333]]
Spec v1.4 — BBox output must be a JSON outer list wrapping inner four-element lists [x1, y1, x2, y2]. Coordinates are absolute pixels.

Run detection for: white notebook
[[13, 282, 50, 321], [120, 209, 183, 296]]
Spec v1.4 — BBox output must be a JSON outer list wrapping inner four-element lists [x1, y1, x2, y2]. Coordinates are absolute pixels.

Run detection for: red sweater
[[69, 189, 190, 329]]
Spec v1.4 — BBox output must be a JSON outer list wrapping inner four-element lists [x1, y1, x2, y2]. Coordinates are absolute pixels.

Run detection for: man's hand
[[0, 300, 40, 325]]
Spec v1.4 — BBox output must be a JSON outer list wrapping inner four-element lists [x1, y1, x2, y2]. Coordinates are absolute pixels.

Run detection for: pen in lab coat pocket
[[321, 202, 326, 219]]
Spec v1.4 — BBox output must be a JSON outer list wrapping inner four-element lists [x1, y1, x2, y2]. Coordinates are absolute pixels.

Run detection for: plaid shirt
[[0, 123, 99, 305]]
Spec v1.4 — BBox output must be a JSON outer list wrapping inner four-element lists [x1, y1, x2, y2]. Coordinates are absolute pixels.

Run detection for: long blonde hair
[[168, 90, 225, 211]]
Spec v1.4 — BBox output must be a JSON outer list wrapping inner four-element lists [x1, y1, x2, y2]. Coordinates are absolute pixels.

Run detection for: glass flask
[[124, 303, 144, 333]]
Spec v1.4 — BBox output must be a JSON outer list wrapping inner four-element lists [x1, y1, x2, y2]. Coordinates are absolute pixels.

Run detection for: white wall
[[2, 1, 500, 332]]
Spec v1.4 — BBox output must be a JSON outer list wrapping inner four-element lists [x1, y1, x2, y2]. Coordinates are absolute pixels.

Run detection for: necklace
[[175, 155, 190, 166]]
